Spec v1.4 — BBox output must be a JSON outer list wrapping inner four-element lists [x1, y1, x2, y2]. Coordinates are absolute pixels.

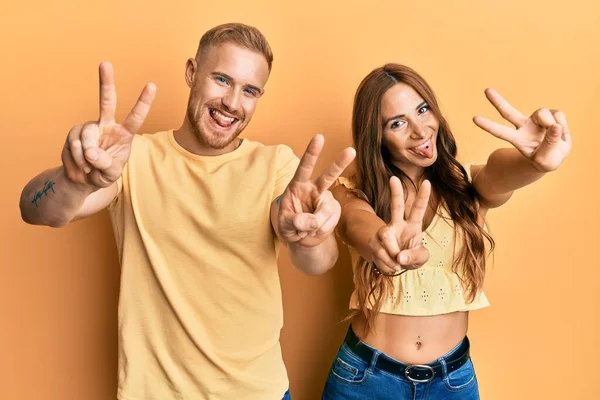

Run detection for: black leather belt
[[344, 326, 471, 383]]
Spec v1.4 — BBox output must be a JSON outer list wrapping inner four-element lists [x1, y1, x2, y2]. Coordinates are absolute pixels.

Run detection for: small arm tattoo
[[32, 180, 56, 207]]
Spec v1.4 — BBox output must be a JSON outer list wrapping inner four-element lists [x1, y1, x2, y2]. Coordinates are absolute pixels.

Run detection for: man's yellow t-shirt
[[108, 130, 299, 400]]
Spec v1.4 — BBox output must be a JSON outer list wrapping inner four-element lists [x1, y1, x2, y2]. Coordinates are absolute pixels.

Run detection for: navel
[[415, 335, 422, 350]]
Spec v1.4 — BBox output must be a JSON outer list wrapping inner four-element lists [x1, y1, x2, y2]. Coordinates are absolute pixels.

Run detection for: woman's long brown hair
[[350, 64, 494, 331]]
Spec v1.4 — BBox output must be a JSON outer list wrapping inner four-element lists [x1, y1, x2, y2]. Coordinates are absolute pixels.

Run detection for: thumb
[[84, 147, 115, 175], [542, 124, 563, 147], [397, 246, 430, 269], [293, 213, 319, 232]]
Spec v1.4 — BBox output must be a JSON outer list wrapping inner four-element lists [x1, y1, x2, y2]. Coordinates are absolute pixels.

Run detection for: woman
[[322, 64, 571, 399]]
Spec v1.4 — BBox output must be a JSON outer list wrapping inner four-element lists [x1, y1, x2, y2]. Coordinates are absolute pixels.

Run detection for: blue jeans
[[322, 327, 479, 399], [282, 389, 291, 399]]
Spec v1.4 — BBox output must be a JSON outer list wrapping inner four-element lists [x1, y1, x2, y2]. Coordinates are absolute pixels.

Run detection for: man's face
[[185, 42, 270, 150]]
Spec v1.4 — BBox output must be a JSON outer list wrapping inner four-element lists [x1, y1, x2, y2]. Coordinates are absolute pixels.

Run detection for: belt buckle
[[405, 364, 435, 383]]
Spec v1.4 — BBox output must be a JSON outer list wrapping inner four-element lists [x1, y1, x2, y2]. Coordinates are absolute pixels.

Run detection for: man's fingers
[[67, 125, 92, 174], [98, 61, 117, 123], [291, 134, 325, 183], [62, 143, 85, 183], [292, 213, 320, 232], [312, 193, 340, 234], [122, 82, 157, 134], [315, 147, 356, 192], [84, 147, 113, 171], [316, 213, 339, 236], [80, 123, 100, 150]]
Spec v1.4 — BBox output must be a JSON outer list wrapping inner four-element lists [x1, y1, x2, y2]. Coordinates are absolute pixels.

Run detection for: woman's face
[[380, 82, 440, 174]]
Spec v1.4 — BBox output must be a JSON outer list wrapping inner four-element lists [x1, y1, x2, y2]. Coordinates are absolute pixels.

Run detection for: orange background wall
[[1, 1, 598, 399]]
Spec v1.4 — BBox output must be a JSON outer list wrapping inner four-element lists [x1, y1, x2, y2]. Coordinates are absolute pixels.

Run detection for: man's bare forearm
[[20, 166, 95, 227]]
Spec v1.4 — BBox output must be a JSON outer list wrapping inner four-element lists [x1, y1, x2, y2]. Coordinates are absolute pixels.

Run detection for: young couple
[[20, 22, 571, 400]]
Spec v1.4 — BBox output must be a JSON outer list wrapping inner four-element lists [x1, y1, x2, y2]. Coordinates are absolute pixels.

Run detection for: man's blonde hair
[[196, 23, 273, 71]]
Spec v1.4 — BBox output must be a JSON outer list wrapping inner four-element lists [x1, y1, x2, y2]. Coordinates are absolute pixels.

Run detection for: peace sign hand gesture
[[277, 135, 356, 248], [368, 177, 431, 276], [473, 89, 572, 172], [61, 62, 157, 189]]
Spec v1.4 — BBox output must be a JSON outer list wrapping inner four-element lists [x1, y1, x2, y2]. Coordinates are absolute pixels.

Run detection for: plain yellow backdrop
[[1, 1, 598, 399]]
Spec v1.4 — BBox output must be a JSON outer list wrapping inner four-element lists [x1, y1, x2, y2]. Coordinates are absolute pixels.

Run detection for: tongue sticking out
[[214, 118, 231, 128], [210, 108, 236, 128], [412, 143, 434, 159]]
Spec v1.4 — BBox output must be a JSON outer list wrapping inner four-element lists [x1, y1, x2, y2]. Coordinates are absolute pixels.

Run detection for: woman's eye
[[390, 120, 404, 129]]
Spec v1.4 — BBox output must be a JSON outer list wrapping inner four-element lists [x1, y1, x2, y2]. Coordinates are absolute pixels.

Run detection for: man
[[20, 23, 355, 400]]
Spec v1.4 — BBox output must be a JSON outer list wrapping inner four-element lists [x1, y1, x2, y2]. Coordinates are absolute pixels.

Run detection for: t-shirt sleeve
[[272, 145, 300, 202]]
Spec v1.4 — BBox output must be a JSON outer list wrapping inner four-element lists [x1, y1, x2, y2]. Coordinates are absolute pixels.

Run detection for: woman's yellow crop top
[[337, 167, 490, 316]]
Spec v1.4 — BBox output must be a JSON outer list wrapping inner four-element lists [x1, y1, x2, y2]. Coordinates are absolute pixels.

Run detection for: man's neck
[[174, 120, 241, 156]]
